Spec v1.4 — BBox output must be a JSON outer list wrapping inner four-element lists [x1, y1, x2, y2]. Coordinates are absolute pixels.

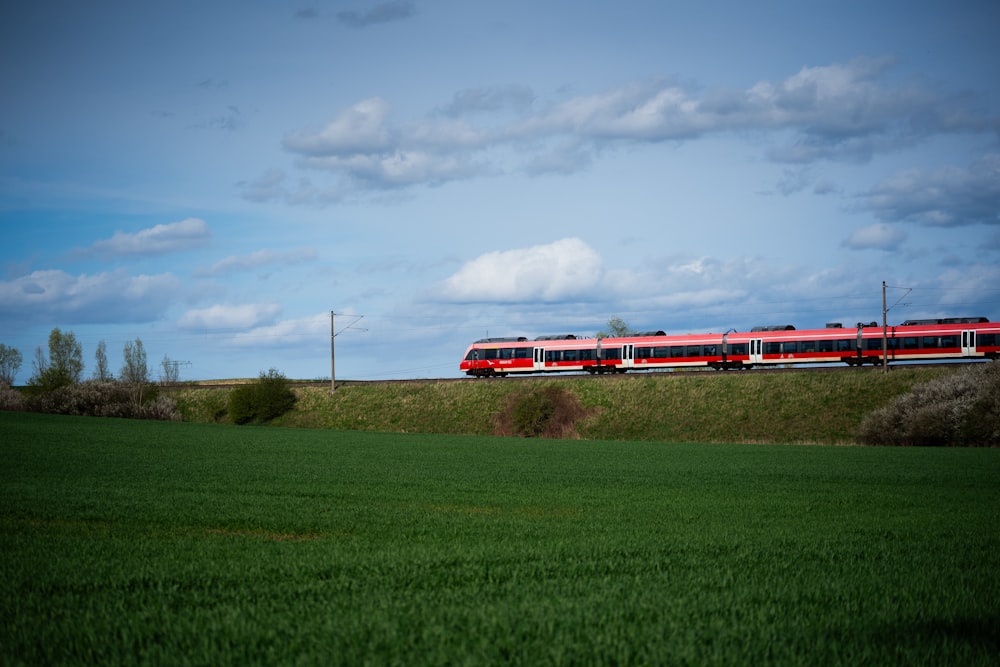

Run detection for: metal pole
[[330, 310, 335, 393], [882, 281, 888, 374]]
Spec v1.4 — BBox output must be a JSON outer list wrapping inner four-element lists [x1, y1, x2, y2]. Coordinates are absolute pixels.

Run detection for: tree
[[159, 355, 180, 385], [121, 338, 151, 410], [0, 343, 22, 387], [30, 346, 47, 382], [596, 316, 635, 339], [47, 328, 84, 385], [28, 328, 83, 391], [93, 340, 111, 381]]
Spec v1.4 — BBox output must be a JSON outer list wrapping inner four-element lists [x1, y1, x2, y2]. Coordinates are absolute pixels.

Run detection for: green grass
[[171, 365, 962, 444], [2, 411, 998, 664]]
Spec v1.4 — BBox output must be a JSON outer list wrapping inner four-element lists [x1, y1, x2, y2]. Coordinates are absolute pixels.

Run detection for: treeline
[[0, 328, 179, 420]]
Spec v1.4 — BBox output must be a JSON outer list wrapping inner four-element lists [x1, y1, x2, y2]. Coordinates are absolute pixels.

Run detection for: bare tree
[[30, 346, 47, 383], [0, 343, 22, 387], [93, 340, 111, 381], [159, 355, 180, 385], [121, 338, 151, 410]]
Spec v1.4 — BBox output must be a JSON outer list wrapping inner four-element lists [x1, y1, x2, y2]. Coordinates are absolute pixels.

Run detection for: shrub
[[0, 385, 24, 411], [19, 380, 179, 420], [229, 369, 297, 425], [858, 361, 1000, 446], [493, 385, 588, 438]]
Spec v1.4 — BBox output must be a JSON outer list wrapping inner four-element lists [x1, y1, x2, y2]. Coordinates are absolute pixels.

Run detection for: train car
[[459, 318, 1000, 376]]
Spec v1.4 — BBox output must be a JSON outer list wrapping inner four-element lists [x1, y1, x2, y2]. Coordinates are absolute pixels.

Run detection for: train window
[[729, 343, 748, 355], [579, 349, 594, 361], [636, 347, 652, 359], [922, 337, 939, 348], [514, 348, 530, 359], [465, 350, 477, 361], [604, 348, 622, 360], [979, 333, 997, 346], [704, 345, 716, 356], [901, 337, 919, 350], [837, 340, 855, 352], [783, 342, 799, 354], [817, 340, 834, 352], [671, 346, 685, 358], [939, 336, 958, 348], [484, 349, 499, 360], [764, 342, 782, 355], [653, 346, 670, 357], [685, 345, 703, 357], [499, 348, 513, 359]]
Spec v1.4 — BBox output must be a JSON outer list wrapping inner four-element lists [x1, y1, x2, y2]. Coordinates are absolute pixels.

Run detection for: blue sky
[[2, 1, 999, 383]]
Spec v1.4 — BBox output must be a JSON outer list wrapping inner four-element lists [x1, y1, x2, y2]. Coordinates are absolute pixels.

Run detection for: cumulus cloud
[[229, 312, 331, 347], [0, 269, 181, 325], [842, 223, 907, 250], [83, 218, 210, 258], [196, 248, 318, 277], [863, 154, 1000, 226], [283, 98, 393, 157], [177, 303, 282, 330], [266, 58, 999, 202], [437, 238, 605, 303]]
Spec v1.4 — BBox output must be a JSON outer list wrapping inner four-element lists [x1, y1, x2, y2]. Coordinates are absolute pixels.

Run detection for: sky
[[2, 1, 999, 383]]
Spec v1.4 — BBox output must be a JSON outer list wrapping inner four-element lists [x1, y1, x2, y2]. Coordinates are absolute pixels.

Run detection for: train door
[[621, 344, 634, 369], [962, 330, 977, 357], [533, 347, 546, 371], [748, 338, 763, 365]]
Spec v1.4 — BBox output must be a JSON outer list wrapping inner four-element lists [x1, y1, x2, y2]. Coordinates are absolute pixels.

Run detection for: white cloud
[[177, 303, 283, 330], [842, 223, 907, 250], [229, 312, 331, 347], [283, 98, 393, 157], [0, 269, 181, 325], [864, 154, 1000, 226], [196, 248, 318, 277], [85, 218, 210, 258], [271, 58, 999, 200], [437, 238, 605, 303]]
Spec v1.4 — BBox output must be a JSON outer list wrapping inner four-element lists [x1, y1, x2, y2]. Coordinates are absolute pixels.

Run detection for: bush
[[493, 385, 588, 438], [229, 369, 297, 425], [0, 385, 24, 412], [18, 380, 180, 421], [19, 380, 179, 420], [858, 361, 1000, 446]]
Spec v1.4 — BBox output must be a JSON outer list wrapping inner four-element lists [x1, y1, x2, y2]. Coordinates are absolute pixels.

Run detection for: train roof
[[900, 317, 988, 325]]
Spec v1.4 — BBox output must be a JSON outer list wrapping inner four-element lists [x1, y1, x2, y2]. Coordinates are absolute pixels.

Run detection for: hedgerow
[[858, 361, 1000, 446], [19, 380, 180, 420]]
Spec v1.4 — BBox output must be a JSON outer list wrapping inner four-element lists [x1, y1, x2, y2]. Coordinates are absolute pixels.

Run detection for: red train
[[460, 318, 1000, 376]]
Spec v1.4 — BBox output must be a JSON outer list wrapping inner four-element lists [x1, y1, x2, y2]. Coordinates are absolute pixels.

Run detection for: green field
[[2, 411, 998, 665]]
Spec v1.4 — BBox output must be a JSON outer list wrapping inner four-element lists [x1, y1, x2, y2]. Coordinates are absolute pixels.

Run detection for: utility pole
[[330, 310, 337, 394], [330, 311, 366, 393], [882, 281, 888, 374]]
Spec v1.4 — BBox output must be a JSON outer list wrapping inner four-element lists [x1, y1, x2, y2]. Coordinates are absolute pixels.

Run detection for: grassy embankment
[[174, 365, 961, 444], [2, 410, 998, 664]]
